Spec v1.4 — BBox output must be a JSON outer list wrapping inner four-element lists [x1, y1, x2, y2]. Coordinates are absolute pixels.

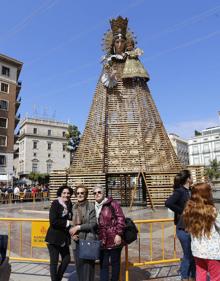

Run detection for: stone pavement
[[10, 261, 181, 281], [2, 201, 219, 280]]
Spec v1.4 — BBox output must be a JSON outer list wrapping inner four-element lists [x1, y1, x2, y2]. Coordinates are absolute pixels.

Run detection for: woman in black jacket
[[45, 185, 73, 281], [165, 170, 195, 281]]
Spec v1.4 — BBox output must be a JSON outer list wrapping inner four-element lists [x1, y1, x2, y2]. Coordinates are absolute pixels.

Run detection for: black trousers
[[100, 247, 122, 281], [47, 243, 70, 281]]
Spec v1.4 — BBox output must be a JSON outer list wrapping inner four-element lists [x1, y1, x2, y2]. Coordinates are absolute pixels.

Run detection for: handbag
[[0, 235, 8, 264], [78, 238, 101, 260]]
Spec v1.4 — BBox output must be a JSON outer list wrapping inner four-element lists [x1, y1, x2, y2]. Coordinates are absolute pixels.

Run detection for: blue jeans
[[100, 247, 122, 281], [176, 229, 196, 279]]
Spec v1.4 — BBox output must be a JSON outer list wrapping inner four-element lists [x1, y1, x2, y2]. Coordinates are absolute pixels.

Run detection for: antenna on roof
[[43, 107, 48, 119], [52, 110, 56, 120], [33, 104, 38, 117]]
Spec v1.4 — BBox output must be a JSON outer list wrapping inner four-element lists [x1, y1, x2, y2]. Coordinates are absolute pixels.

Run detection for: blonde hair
[[183, 183, 216, 238]]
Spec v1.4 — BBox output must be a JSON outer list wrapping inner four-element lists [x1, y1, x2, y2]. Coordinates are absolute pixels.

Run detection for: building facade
[[17, 118, 70, 178], [168, 133, 189, 166], [188, 126, 220, 166], [0, 54, 22, 183]]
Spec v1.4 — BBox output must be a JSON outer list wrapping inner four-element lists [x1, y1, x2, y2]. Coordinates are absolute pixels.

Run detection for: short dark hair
[[56, 185, 73, 197]]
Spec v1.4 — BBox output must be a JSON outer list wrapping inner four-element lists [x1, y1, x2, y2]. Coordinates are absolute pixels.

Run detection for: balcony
[[15, 97, 21, 112], [14, 133, 19, 142], [15, 113, 21, 128], [16, 80, 22, 97], [191, 151, 199, 155]]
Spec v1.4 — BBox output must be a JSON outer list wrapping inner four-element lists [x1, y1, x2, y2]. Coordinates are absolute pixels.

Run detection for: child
[[122, 38, 150, 80], [183, 183, 220, 281]]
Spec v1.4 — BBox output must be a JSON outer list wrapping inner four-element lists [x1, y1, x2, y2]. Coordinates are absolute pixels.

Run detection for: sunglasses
[[93, 191, 102, 195], [76, 192, 85, 195]]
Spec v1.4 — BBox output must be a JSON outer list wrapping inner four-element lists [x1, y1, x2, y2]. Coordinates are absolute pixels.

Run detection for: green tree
[[65, 125, 81, 163], [204, 159, 220, 182], [28, 172, 49, 184], [194, 130, 202, 136]]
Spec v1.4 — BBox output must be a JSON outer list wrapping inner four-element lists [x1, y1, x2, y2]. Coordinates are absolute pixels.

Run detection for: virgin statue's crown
[[110, 16, 128, 38]]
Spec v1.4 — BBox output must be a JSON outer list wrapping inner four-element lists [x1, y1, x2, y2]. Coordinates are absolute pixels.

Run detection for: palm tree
[[204, 159, 220, 182]]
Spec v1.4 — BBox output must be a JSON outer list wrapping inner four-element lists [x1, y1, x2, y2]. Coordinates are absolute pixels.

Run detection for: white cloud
[[166, 118, 220, 140]]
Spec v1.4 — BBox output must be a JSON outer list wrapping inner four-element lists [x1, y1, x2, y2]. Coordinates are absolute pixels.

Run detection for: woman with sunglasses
[[69, 185, 97, 281], [93, 185, 125, 281], [45, 185, 73, 281]]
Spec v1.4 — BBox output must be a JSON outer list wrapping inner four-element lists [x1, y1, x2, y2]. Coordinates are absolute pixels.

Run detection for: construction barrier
[[0, 192, 49, 204], [124, 218, 180, 281]]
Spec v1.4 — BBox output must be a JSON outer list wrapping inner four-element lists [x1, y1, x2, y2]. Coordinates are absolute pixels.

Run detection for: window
[[32, 161, 38, 172], [1, 83, 9, 93], [203, 143, 209, 153], [48, 130, 51, 136], [0, 136, 7, 146], [204, 156, 210, 166], [193, 156, 200, 165], [63, 154, 66, 158], [33, 153, 37, 157], [33, 141, 37, 149], [48, 153, 51, 158], [2, 66, 10, 77], [33, 128, 37, 134], [62, 144, 66, 151], [62, 131, 66, 137], [192, 145, 199, 154], [48, 142, 52, 150], [215, 141, 220, 151], [0, 118, 7, 128], [0, 155, 6, 166], [47, 162, 52, 174], [0, 100, 8, 110]]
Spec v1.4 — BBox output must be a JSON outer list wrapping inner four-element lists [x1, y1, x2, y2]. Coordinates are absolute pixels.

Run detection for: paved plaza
[[1, 201, 219, 280]]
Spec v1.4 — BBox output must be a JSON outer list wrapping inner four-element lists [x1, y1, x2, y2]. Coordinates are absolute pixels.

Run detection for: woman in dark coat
[[93, 185, 125, 281], [69, 185, 97, 281], [45, 185, 73, 281], [165, 170, 196, 281]]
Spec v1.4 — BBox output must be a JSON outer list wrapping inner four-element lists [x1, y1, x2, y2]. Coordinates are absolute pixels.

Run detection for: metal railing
[[0, 192, 49, 204], [124, 218, 180, 281], [0, 218, 49, 262], [0, 217, 180, 279]]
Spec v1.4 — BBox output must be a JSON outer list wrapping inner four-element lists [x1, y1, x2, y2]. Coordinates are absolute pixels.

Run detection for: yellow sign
[[31, 222, 49, 248]]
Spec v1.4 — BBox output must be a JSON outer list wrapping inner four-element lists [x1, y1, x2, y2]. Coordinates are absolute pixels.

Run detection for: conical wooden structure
[[50, 17, 182, 207]]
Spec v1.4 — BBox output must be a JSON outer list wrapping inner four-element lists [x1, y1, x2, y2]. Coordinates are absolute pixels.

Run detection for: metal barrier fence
[[0, 192, 49, 204], [0, 217, 180, 279], [124, 218, 180, 281], [0, 218, 49, 262]]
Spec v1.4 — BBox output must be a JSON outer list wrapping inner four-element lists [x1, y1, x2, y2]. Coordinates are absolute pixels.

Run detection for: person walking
[[93, 185, 125, 281], [69, 185, 97, 281], [45, 185, 73, 281], [165, 170, 196, 281], [183, 183, 220, 281]]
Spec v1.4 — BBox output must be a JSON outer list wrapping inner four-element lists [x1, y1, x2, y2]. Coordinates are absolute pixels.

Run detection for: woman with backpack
[[93, 185, 125, 281]]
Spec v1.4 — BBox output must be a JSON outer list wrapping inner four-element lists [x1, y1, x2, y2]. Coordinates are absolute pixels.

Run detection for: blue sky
[[1, 0, 220, 139]]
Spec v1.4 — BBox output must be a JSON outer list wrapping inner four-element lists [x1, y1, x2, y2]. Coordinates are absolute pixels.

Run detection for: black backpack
[[108, 203, 138, 244], [124, 217, 138, 244]]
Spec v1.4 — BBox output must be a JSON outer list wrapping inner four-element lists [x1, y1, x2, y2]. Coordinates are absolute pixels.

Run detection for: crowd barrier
[[0, 217, 181, 280], [0, 192, 49, 204], [124, 218, 180, 281]]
